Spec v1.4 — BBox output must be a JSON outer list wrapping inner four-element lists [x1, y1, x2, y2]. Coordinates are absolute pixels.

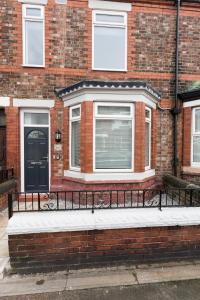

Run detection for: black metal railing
[[0, 168, 14, 184], [8, 188, 200, 219]]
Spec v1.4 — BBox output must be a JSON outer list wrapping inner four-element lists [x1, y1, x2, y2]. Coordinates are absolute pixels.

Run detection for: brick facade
[[1, 0, 200, 190], [9, 225, 200, 273]]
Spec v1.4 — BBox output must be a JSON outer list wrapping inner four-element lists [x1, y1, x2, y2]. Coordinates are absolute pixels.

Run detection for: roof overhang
[[178, 89, 200, 102], [55, 80, 161, 109]]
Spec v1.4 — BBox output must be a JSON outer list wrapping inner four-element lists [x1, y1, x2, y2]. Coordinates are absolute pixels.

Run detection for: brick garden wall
[[0, 193, 7, 211], [9, 225, 200, 273], [1, 0, 200, 185]]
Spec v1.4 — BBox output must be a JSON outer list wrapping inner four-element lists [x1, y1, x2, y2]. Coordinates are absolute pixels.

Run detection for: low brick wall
[[9, 225, 200, 273], [0, 193, 8, 211], [0, 179, 16, 211]]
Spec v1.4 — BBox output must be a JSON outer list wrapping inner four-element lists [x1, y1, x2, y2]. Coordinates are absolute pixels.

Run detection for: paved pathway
[[1, 260, 200, 297], [1, 279, 200, 300], [0, 209, 9, 279]]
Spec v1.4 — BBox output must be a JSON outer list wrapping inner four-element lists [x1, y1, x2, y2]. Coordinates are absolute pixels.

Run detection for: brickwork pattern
[[9, 225, 200, 272], [0, 193, 7, 211], [1, 0, 200, 186]]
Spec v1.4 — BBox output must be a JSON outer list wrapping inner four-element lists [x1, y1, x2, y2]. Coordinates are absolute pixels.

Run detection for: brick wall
[[1, 0, 200, 184], [0, 193, 7, 210], [183, 107, 192, 167], [9, 225, 200, 273]]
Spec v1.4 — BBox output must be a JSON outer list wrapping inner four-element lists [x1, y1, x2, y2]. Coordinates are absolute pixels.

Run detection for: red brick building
[[0, 0, 200, 193]]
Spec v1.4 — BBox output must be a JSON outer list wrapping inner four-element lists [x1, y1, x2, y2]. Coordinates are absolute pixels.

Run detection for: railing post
[[8, 193, 13, 219], [143, 190, 145, 207], [38, 193, 41, 211], [92, 192, 94, 214], [159, 190, 162, 211], [190, 189, 193, 207]]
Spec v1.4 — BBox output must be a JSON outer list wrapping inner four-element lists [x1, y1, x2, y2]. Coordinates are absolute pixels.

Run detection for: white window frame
[[20, 109, 51, 193], [69, 104, 81, 171], [191, 107, 200, 166], [92, 10, 127, 72], [145, 107, 151, 171], [22, 4, 45, 67], [93, 102, 134, 172]]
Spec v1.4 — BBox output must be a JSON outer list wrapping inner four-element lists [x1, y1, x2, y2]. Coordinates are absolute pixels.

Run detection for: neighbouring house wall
[[9, 225, 200, 273], [1, 0, 200, 188]]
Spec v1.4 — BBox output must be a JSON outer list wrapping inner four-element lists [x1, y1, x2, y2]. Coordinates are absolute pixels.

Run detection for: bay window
[[23, 4, 45, 67], [94, 103, 133, 171], [70, 105, 81, 170], [145, 107, 151, 170], [92, 11, 127, 71], [192, 108, 200, 165]]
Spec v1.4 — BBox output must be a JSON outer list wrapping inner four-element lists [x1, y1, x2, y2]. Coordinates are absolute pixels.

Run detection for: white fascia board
[[183, 99, 200, 108], [18, 0, 48, 4], [89, 0, 132, 11], [64, 169, 155, 181], [7, 207, 200, 235], [13, 99, 55, 108], [0, 97, 10, 107], [63, 90, 157, 109]]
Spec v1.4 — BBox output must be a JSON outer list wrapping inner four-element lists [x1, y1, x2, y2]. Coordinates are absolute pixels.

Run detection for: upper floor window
[[23, 5, 45, 67], [92, 11, 127, 71], [192, 108, 200, 165], [145, 107, 151, 170], [94, 103, 133, 171]]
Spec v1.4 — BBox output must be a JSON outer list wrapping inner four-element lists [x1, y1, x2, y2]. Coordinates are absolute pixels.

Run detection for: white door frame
[[20, 108, 51, 192]]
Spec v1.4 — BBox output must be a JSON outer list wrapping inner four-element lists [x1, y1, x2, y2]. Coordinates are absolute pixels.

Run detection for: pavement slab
[[1, 261, 200, 297], [136, 263, 200, 284], [66, 270, 137, 290]]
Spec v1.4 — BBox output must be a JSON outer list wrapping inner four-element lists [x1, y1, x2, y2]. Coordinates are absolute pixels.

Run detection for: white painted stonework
[[7, 207, 200, 235], [183, 100, 200, 108], [13, 99, 55, 108], [64, 169, 155, 181], [0, 97, 10, 107], [63, 90, 158, 109], [89, 0, 132, 11]]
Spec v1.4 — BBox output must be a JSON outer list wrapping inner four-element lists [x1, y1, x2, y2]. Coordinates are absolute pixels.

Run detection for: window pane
[[145, 109, 150, 119], [24, 113, 48, 125], [72, 107, 80, 118], [145, 122, 150, 167], [25, 20, 43, 65], [98, 106, 130, 116], [94, 26, 125, 70], [193, 136, 200, 163], [96, 14, 124, 23], [0, 110, 5, 126], [71, 121, 80, 168], [195, 109, 200, 132], [95, 119, 132, 169], [26, 8, 41, 17]]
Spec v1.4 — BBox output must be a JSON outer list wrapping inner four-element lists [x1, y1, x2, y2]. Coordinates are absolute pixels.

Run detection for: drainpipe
[[171, 0, 181, 177]]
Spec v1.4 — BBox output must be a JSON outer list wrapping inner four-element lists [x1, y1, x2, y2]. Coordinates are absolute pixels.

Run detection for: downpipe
[[171, 0, 181, 177]]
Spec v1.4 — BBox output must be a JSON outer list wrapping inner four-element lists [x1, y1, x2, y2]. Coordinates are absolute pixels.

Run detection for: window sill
[[182, 166, 200, 174], [64, 169, 155, 182], [92, 67, 128, 72], [22, 64, 45, 68]]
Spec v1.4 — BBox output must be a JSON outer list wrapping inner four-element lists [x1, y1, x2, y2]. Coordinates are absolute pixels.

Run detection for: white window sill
[[64, 169, 155, 181], [7, 207, 200, 235], [19, 0, 47, 4], [92, 67, 127, 72], [22, 64, 45, 68]]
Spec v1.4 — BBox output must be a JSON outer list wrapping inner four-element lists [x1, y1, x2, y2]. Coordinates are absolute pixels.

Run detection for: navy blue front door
[[24, 127, 49, 192]]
